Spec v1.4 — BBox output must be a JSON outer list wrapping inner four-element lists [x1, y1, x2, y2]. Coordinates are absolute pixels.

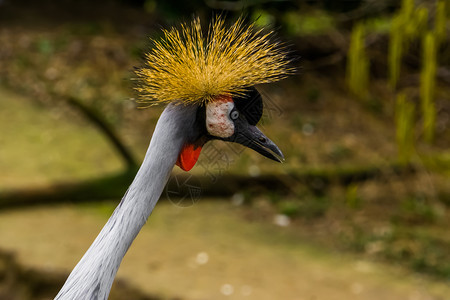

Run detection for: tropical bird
[[55, 16, 293, 299]]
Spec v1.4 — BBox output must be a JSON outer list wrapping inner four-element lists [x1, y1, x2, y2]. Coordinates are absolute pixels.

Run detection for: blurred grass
[[0, 87, 124, 190]]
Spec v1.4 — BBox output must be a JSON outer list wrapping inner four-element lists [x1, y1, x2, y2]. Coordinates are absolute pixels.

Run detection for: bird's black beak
[[226, 118, 284, 163]]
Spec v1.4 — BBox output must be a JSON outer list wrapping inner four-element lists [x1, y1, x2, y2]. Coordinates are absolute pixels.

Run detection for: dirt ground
[[0, 201, 448, 300]]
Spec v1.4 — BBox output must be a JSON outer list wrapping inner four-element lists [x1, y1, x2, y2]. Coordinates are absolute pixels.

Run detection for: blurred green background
[[0, 0, 449, 299]]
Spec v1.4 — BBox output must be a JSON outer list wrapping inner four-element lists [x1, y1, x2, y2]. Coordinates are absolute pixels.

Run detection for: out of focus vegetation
[[0, 0, 449, 298]]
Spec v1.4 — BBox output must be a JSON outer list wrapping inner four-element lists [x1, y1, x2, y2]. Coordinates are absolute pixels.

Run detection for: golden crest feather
[[135, 16, 294, 106]]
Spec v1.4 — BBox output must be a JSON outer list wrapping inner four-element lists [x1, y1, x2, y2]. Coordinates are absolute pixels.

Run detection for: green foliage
[[279, 197, 330, 219], [400, 0, 428, 40], [388, 2, 428, 89], [382, 229, 450, 278], [144, 0, 157, 13], [283, 10, 335, 36], [306, 87, 320, 103], [346, 23, 369, 100], [420, 32, 437, 143], [386, 0, 443, 143], [278, 200, 301, 217], [397, 196, 438, 224], [364, 17, 391, 33], [252, 9, 276, 28], [327, 144, 353, 163], [37, 38, 54, 56], [388, 16, 403, 89], [400, 0, 414, 20], [395, 92, 415, 164], [414, 7, 430, 35], [435, 0, 447, 43], [342, 220, 450, 279], [345, 184, 362, 209], [342, 224, 375, 252]]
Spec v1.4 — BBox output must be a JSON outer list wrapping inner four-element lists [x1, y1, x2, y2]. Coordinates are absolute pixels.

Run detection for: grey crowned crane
[[55, 16, 293, 299]]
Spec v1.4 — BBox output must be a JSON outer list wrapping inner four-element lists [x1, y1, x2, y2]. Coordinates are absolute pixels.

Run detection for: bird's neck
[[56, 104, 198, 300]]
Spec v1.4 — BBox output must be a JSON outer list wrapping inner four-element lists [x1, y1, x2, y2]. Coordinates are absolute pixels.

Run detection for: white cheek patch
[[206, 98, 235, 138]]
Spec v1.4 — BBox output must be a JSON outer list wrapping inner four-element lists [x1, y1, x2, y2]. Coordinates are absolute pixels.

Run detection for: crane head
[[176, 87, 284, 171], [134, 16, 293, 171]]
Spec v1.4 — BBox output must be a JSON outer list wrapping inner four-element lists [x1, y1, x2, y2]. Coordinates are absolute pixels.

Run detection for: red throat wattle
[[177, 94, 232, 171], [176, 143, 203, 171]]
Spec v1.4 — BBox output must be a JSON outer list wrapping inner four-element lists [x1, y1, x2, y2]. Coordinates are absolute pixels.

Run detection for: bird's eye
[[230, 110, 240, 120]]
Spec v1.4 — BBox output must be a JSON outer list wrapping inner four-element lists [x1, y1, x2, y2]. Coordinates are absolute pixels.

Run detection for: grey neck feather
[[55, 103, 198, 300]]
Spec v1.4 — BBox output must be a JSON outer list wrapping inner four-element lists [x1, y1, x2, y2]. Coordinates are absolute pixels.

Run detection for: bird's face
[[176, 87, 284, 171]]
